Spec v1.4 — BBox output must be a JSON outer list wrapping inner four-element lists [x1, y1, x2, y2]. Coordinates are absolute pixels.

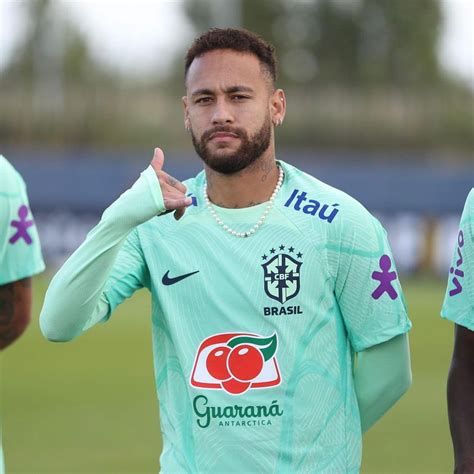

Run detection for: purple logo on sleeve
[[9, 205, 34, 245], [449, 230, 464, 297], [371, 255, 398, 300]]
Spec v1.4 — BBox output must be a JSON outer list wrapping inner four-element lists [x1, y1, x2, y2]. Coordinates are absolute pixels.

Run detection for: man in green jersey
[[442, 189, 474, 473], [40, 28, 412, 472], [1, 154, 45, 473]]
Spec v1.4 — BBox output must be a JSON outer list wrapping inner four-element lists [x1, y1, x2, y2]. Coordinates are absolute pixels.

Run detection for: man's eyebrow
[[225, 86, 254, 94], [191, 88, 214, 98], [191, 85, 254, 97]]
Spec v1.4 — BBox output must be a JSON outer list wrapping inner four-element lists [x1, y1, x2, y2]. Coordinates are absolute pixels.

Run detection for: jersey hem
[[351, 319, 412, 352], [0, 262, 45, 286], [441, 308, 474, 331]]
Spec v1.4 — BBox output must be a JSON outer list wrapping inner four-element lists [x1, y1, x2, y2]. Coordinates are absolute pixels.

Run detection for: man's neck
[[205, 151, 279, 209]]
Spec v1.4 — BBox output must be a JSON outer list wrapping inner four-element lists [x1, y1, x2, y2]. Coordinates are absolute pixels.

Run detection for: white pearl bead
[[204, 165, 284, 237]]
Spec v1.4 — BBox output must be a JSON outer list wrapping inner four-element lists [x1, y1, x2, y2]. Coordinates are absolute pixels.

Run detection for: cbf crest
[[261, 245, 303, 304]]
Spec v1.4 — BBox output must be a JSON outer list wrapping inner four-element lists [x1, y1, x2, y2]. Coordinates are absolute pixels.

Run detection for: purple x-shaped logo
[[371, 255, 398, 300], [9, 205, 34, 245]]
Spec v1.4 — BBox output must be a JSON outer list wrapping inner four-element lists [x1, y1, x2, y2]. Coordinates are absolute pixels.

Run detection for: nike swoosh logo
[[162, 270, 200, 286]]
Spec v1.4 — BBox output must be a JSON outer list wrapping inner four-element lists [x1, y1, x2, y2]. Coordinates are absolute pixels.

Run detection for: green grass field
[[2, 274, 453, 473]]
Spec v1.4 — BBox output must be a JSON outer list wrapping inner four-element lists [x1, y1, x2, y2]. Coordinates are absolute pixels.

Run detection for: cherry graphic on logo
[[206, 346, 232, 381], [194, 333, 278, 395], [221, 378, 251, 395], [227, 344, 264, 381]]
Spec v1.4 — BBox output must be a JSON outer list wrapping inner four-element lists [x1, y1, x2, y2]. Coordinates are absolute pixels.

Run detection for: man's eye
[[196, 97, 212, 104], [232, 95, 249, 101]]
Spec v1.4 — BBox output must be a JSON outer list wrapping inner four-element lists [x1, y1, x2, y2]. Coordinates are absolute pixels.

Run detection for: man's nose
[[211, 98, 234, 125]]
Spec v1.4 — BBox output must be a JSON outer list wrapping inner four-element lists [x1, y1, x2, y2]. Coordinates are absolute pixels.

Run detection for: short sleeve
[[441, 190, 474, 329], [335, 212, 411, 352], [0, 163, 45, 285], [102, 228, 150, 317]]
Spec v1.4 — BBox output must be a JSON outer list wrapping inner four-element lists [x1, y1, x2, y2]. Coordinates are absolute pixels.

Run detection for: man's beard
[[190, 115, 272, 175]]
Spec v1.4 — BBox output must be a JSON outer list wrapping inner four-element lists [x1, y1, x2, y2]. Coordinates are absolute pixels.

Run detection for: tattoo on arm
[[0, 284, 14, 327], [0, 277, 32, 350], [20, 278, 31, 289]]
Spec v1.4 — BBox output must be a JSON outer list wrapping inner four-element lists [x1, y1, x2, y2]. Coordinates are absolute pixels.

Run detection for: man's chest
[[143, 228, 335, 326], [144, 228, 348, 407]]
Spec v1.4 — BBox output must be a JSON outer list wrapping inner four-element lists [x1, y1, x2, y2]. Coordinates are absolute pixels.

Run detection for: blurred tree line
[[186, 0, 443, 87], [0, 0, 472, 156]]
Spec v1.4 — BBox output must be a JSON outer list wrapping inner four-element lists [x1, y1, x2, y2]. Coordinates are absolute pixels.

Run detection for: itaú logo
[[190, 333, 281, 395]]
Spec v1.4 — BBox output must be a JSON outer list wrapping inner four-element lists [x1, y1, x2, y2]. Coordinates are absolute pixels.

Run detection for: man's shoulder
[[461, 188, 474, 244], [464, 189, 474, 217], [280, 160, 376, 228], [0, 155, 25, 194]]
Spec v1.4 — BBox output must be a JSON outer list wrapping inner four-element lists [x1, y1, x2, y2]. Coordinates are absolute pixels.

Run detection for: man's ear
[[270, 89, 286, 126], [182, 96, 190, 131]]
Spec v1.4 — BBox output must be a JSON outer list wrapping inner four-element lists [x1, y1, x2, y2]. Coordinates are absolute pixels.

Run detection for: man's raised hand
[[151, 148, 192, 220]]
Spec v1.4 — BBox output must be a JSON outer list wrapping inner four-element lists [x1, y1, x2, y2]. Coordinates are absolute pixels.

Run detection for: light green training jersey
[[441, 189, 474, 329], [0, 155, 45, 285], [0, 155, 45, 474], [99, 160, 411, 473]]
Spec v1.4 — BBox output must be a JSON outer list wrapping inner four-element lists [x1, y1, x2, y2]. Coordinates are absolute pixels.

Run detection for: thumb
[[151, 147, 165, 172]]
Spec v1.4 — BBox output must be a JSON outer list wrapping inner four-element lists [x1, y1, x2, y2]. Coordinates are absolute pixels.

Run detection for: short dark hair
[[185, 28, 277, 85]]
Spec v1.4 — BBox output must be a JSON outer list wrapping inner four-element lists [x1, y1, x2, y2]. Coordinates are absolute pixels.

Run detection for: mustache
[[202, 126, 246, 142]]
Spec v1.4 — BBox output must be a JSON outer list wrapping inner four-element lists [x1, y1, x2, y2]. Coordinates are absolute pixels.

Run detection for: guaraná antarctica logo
[[261, 245, 303, 315], [190, 332, 281, 395], [190, 333, 283, 428]]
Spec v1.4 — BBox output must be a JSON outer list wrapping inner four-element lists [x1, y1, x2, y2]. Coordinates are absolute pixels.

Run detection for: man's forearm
[[354, 333, 412, 433], [448, 324, 474, 473], [39, 166, 165, 342]]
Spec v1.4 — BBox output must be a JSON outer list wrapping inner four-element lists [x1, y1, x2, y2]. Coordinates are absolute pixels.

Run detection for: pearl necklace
[[204, 165, 284, 238]]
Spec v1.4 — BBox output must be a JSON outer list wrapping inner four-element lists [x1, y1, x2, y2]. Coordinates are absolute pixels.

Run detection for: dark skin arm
[[0, 277, 32, 350], [448, 323, 474, 473]]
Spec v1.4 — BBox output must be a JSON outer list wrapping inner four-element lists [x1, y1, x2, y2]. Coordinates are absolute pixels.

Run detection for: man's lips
[[209, 132, 239, 141]]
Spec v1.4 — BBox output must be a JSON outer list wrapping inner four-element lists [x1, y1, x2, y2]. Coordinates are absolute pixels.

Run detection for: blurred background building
[[1, 0, 473, 274]]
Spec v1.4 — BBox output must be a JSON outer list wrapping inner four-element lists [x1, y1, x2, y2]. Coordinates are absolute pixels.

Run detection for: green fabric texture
[[0, 155, 45, 285], [40, 160, 411, 473], [1, 155, 45, 474], [441, 189, 474, 329], [354, 333, 412, 433], [40, 165, 164, 340]]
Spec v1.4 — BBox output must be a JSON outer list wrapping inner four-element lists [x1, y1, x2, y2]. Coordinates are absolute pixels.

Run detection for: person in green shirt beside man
[[1, 154, 45, 473], [442, 189, 474, 473]]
